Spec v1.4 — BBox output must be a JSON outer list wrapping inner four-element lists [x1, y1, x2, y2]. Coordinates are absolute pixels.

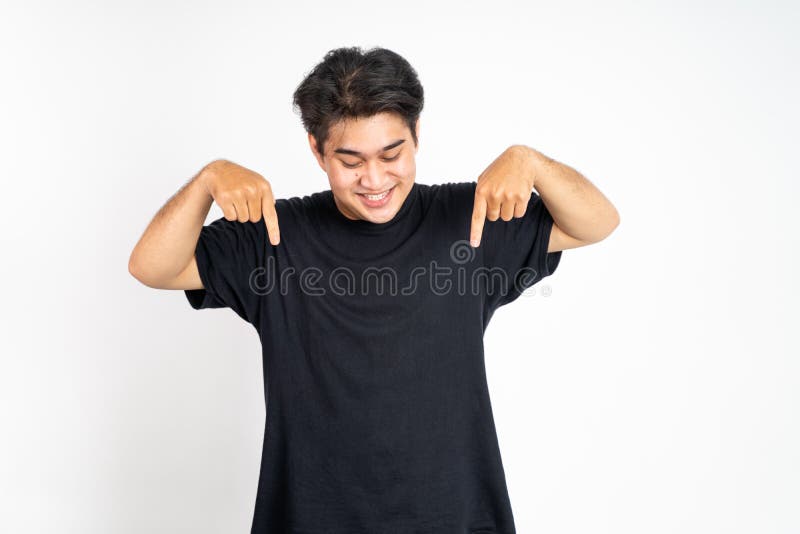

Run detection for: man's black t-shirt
[[184, 181, 562, 533]]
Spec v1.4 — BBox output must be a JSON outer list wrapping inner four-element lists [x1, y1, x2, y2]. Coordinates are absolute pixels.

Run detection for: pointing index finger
[[262, 193, 280, 246], [470, 191, 487, 248]]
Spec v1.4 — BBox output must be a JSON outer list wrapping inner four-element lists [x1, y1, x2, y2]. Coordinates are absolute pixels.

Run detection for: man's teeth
[[362, 189, 391, 200]]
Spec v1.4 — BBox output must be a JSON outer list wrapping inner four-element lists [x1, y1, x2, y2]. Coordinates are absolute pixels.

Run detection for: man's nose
[[359, 160, 388, 190]]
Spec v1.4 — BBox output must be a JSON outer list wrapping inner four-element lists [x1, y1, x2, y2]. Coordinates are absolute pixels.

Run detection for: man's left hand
[[470, 145, 536, 247]]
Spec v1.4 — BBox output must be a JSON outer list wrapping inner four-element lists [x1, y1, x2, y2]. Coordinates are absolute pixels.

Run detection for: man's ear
[[307, 132, 326, 172]]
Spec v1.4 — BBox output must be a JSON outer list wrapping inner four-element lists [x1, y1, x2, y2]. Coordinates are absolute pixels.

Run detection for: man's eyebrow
[[333, 139, 405, 157]]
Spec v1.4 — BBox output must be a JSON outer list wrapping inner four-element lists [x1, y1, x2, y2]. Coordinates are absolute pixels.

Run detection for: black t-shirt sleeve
[[480, 188, 563, 309], [184, 215, 267, 325]]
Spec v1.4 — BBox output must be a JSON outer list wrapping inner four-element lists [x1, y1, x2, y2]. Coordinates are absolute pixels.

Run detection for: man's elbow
[[595, 209, 620, 243], [128, 251, 163, 288], [128, 252, 151, 286], [605, 208, 621, 236], [582, 209, 620, 246]]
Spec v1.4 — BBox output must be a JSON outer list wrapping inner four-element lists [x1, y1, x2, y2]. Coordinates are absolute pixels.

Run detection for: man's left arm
[[515, 144, 620, 252]]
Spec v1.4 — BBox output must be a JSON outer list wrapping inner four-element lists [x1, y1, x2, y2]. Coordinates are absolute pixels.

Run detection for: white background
[[1, 0, 798, 532]]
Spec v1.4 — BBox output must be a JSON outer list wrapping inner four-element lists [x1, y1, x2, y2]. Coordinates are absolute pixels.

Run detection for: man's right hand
[[201, 159, 281, 246]]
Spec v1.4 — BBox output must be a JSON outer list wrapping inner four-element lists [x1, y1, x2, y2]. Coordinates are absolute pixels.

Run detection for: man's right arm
[[129, 156, 281, 325], [128, 161, 218, 290]]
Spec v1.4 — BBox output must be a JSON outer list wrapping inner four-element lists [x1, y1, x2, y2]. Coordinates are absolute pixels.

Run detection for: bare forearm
[[514, 144, 620, 243], [128, 161, 217, 285]]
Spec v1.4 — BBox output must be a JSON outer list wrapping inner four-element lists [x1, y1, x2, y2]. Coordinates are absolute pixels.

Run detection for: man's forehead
[[327, 113, 408, 155]]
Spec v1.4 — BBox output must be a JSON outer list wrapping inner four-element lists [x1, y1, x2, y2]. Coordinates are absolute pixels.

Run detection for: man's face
[[309, 111, 419, 224]]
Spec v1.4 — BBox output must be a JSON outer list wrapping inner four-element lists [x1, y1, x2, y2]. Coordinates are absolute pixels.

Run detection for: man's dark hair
[[292, 46, 424, 159]]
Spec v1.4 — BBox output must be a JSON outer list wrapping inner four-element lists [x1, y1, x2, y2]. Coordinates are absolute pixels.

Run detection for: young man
[[129, 46, 619, 533]]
